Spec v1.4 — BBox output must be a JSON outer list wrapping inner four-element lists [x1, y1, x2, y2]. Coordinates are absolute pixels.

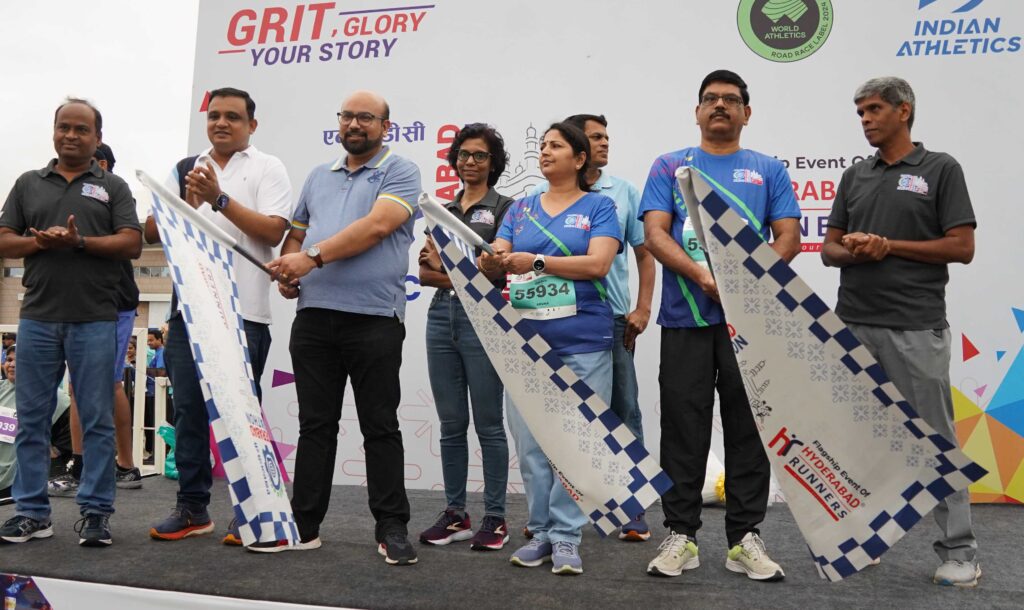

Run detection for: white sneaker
[[933, 560, 981, 587], [725, 532, 784, 581], [647, 531, 700, 577]]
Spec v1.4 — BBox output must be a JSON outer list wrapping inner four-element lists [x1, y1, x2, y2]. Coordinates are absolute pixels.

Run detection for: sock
[[70, 453, 83, 479]]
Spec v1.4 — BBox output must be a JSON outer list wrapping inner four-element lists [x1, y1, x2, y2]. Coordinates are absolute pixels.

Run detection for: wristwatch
[[213, 193, 230, 212], [532, 254, 546, 273], [75, 235, 86, 251], [305, 245, 324, 268]]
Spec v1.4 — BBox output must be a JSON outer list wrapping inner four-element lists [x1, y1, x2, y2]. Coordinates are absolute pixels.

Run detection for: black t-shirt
[[115, 260, 140, 311], [442, 188, 514, 289], [0, 160, 141, 321], [827, 144, 976, 330]]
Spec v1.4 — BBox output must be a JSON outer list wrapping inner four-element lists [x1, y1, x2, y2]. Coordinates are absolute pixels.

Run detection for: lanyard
[[523, 207, 608, 302]]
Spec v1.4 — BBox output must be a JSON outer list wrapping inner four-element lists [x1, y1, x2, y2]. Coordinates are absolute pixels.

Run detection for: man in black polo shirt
[[0, 98, 142, 547], [822, 77, 979, 587]]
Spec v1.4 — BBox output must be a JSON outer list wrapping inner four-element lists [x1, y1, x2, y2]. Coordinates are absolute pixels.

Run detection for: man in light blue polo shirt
[[532, 113, 655, 541], [266, 90, 422, 566]]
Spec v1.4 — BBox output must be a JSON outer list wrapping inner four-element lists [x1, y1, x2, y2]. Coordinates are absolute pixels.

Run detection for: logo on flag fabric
[[897, 174, 930, 195], [470, 209, 495, 226], [732, 168, 764, 185], [81, 183, 110, 203], [564, 214, 591, 230]]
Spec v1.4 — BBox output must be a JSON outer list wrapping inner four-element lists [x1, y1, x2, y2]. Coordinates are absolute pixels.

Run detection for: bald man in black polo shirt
[[822, 77, 979, 588], [0, 98, 141, 547]]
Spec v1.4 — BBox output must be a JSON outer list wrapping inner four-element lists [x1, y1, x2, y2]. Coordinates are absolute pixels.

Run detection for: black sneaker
[[248, 536, 322, 553], [115, 466, 143, 490], [75, 514, 112, 547], [0, 515, 54, 543], [378, 532, 418, 566]]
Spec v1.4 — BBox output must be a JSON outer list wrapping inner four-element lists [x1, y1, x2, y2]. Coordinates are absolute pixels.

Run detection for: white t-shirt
[[163, 145, 293, 324]]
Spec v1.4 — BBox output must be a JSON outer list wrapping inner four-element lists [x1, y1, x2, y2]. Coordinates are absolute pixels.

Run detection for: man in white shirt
[[143, 87, 292, 544]]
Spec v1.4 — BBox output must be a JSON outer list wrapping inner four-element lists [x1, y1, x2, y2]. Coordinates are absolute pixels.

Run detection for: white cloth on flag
[[676, 167, 985, 580]]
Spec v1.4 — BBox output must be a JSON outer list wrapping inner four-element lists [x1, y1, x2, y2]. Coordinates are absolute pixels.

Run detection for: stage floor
[[1, 477, 1019, 609]]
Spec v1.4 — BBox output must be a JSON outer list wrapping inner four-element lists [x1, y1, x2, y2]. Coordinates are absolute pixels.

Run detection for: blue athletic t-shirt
[[638, 147, 800, 328], [497, 192, 622, 355]]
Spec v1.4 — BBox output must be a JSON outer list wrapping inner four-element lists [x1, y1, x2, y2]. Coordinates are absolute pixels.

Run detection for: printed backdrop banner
[[676, 167, 986, 579], [185, 1, 1024, 504], [421, 200, 673, 535], [144, 172, 298, 547]]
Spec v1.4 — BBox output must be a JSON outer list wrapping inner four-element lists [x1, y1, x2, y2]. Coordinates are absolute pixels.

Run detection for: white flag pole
[[418, 192, 495, 255]]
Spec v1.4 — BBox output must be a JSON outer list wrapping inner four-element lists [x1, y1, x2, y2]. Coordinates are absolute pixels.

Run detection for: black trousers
[[659, 325, 770, 547], [289, 308, 410, 542]]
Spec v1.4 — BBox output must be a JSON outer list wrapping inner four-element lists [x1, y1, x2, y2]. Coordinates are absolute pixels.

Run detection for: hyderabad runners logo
[[738, 0, 834, 62]]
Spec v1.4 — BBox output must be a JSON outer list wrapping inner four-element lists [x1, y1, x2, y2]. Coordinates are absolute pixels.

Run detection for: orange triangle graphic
[[984, 414, 1024, 490]]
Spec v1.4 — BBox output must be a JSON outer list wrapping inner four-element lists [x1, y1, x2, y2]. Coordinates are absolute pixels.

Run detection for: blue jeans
[[166, 313, 271, 509], [611, 316, 644, 443], [426, 291, 508, 517], [506, 350, 613, 545], [14, 319, 116, 519]]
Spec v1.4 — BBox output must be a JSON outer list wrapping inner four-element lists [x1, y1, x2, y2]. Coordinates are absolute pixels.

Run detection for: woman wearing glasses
[[418, 124, 515, 551], [480, 123, 622, 575]]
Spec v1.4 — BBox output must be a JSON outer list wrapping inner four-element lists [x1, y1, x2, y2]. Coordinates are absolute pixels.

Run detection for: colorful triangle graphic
[[271, 369, 295, 388], [1014, 307, 1024, 333], [961, 333, 979, 361], [997, 350, 1007, 362]]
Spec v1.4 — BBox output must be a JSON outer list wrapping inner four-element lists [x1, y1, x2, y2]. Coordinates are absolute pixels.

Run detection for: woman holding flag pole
[[479, 122, 622, 575]]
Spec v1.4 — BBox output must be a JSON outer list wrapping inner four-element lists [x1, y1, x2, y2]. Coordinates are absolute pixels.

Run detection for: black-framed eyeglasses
[[456, 150, 491, 163], [337, 111, 387, 126], [700, 94, 745, 108]]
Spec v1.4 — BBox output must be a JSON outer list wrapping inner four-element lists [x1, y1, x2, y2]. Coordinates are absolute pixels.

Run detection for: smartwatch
[[532, 254, 546, 273], [213, 193, 230, 212], [306, 245, 324, 268]]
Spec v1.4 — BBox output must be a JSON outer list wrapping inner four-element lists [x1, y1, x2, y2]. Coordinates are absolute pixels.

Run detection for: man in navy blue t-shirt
[[639, 70, 801, 581]]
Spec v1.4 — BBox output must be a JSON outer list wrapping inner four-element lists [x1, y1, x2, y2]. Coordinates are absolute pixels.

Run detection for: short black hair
[[148, 328, 163, 342], [699, 69, 750, 105], [4, 345, 13, 357], [543, 122, 591, 192], [95, 143, 115, 172], [563, 114, 607, 132], [2, 332, 16, 341], [208, 87, 256, 120], [447, 123, 510, 188], [54, 97, 103, 134]]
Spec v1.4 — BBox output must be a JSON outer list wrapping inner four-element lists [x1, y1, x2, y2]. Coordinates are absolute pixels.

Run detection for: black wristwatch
[[75, 235, 86, 251], [213, 193, 230, 212]]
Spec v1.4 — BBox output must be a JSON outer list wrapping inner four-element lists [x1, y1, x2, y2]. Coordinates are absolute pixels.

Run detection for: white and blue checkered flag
[[138, 170, 299, 548], [676, 167, 985, 581], [419, 194, 673, 536]]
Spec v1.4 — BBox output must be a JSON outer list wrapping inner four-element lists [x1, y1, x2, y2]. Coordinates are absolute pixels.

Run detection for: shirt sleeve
[[638, 156, 677, 220], [766, 160, 801, 222], [0, 177, 26, 233], [254, 157, 294, 221], [377, 159, 421, 217], [827, 169, 851, 230], [623, 182, 645, 247], [291, 170, 315, 231], [109, 177, 141, 232], [590, 195, 624, 253], [936, 160, 977, 232]]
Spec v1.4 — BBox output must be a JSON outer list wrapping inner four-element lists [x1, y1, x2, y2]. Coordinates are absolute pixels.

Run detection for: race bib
[[0, 406, 16, 444], [508, 271, 577, 320], [682, 216, 708, 266]]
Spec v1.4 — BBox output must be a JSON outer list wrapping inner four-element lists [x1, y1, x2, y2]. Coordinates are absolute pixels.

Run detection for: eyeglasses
[[456, 150, 491, 163], [700, 94, 745, 108], [337, 111, 387, 126]]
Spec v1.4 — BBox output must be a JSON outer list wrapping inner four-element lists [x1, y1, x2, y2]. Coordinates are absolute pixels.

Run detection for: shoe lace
[[74, 514, 106, 534], [383, 532, 409, 546], [3, 516, 29, 530], [657, 532, 691, 556], [552, 541, 577, 558], [479, 515, 505, 533], [433, 509, 464, 528], [741, 534, 767, 560]]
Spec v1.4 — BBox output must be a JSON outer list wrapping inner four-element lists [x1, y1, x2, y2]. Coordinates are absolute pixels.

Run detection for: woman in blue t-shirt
[[480, 122, 621, 575]]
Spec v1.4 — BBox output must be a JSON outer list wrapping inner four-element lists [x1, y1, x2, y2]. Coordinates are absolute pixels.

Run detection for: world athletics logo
[[737, 0, 834, 62]]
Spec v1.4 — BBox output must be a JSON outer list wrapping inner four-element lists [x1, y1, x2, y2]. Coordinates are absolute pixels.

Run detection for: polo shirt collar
[[37, 158, 103, 178], [331, 145, 393, 172], [591, 169, 613, 191], [448, 187, 501, 211], [196, 145, 255, 165], [871, 142, 926, 168]]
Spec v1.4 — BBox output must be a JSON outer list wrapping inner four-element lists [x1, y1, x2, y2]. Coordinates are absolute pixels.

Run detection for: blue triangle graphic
[[997, 351, 1007, 362], [1014, 307, 1024, 333], [988, 344, 1024, 436]]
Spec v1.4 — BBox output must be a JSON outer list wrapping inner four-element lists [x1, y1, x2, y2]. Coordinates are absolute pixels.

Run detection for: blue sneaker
[[619, 512, 651, 541], [551, 540, 583, 575], [510, 539, 552, 567], [149, 506, 214, 541]]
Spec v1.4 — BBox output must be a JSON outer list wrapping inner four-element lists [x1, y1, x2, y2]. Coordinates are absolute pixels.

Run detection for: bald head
[[342, 90, 389, 120]]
